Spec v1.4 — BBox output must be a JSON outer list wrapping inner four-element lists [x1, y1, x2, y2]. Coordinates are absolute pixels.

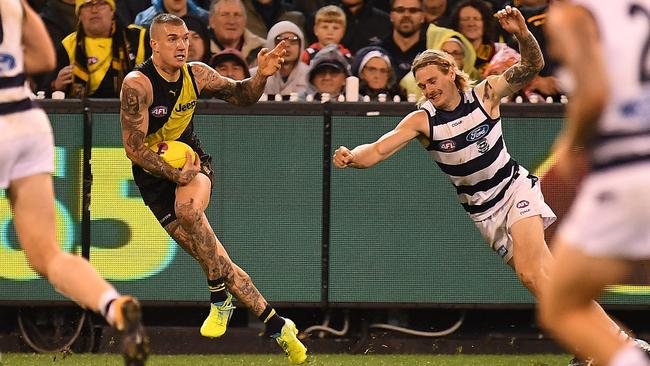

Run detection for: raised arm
[[120, 72, 197, 185], [191, 40, 287, 106], [479, 6, 544, 111], [21, 0, 56, 74], [333, 110, 429, 169]]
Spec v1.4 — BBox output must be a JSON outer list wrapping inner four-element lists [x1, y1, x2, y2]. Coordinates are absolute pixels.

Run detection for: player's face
[[313, 67, 346, 95], [361, 57, 391, 90], [458, 6, 483, 43], [415, 64, 457, 109], [155, 24, 190, 68], [314, 22, 345, 46], [390, 0, 424, 37]]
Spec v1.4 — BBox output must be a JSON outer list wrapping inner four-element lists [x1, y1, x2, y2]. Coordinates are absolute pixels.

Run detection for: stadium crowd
[[29, 0, 560, 102]]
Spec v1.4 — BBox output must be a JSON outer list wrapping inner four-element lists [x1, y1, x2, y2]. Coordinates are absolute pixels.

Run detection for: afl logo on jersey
[[0, 54, 16, 72], [87, 57, 99, 66], [151, 106, 168, 118], [466, 124, 490, 142], [439, 140, 456, 152], [516, 200, 529, 209]]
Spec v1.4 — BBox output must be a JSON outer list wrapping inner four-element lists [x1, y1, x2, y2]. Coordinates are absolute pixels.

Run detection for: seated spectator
[[378, 0, 426, 81], [301, 5, 351, 65], [440, 37, 466, 70], [339, 0, 392, 54], [51, 0, 149, 98], [302, 44, 350, 101], [250, 21, 309, 98], [399, 23, 477, 98], [135, 0, 209, 28], [40, 0, 76, 46], [183, 15, 211, 63], [243, 0, 306, 38], [210, 48, 251, 81], [449, 0, 497, 76], [208, 0, 266, 67], [351, 46, 404, 101], [423, 0, 451, 27]]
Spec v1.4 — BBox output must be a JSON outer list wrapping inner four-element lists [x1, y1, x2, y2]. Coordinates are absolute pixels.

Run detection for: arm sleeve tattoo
[[192, 63, 266, 106], [503, 31, 545, 90]]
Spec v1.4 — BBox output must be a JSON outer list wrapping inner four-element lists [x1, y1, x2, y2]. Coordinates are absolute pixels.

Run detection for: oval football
[[149, 140, 195, 169]]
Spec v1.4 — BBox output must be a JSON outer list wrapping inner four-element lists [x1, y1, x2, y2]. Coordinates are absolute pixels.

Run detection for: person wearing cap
[[183, 15, 211, 63], [302, 43, 350, 101], [351, 45, 404, 101], [208, 0, 266, 67], [250, 21, 309, 98], [135, 0, 209, 28], [51, 0, 150, 98], [210, 48, 251, 81]]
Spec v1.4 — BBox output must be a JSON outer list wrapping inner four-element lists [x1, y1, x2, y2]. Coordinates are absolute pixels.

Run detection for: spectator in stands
[[301, 5, 351, 65], [39, 0, 76, 46], [250, 21, 309, 98], [423, 0, 451, 26], [302, 44, 350, 101], [352, 46, 404, 101], [449, 0, 497, 76], [209, 48, 251, 81], [377, 0, 426, 81], [183, 15, 211, 63], [440, 37, 466, 70], [339, 0, 392, 54], [51, 0, 149, 99], [135, 0, 209, 28], [208, 0, 266, 67], [243, 0, 305, 39], [114, 0, 150, 25]]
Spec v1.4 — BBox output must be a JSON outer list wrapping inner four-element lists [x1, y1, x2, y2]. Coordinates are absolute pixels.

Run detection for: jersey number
[[630, 3, 650, 83]]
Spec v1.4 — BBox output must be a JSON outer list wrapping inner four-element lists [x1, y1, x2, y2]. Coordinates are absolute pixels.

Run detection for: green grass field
[[0, 353, 572, 366]]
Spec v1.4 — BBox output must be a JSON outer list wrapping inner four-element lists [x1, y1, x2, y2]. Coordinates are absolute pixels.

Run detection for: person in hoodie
[[250, 21, 309, 98], [135, 0, 209, 28], [301, 43, 350, 101], [351, 46, 404, 101]]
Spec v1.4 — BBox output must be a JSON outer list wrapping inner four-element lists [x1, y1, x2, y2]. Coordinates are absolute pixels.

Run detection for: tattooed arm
[[191, 62, 268, 106], [120, 72, 198, 185], [476, 6, 544, 115]]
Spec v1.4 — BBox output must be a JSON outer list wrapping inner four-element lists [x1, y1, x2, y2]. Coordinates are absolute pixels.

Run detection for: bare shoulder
[[400, 109, 430, 134], [122, 71, 153, 105]]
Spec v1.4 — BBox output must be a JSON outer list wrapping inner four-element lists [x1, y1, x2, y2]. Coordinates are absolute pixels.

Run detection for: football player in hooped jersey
[[539, 1, 650, 366], [119, 14, 307, 364], [1, 1, 148, 365], [333, 6, 645, 365]]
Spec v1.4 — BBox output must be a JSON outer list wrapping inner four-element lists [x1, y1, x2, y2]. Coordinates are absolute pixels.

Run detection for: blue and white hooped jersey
[[0, 0, 35, 116], [421, 89, 518, 220], [569, 0, 650, 171]]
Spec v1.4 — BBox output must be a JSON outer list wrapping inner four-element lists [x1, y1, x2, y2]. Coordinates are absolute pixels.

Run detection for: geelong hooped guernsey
[[570, 0, 650, 171], [0, 0, 36, 115], [422, 89, 518, 220]]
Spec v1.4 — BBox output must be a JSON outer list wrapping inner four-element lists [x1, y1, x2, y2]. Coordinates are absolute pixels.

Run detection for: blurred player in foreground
[[119, 13, 306, 364], [0, 1, 148, 365], [539, 1, 650, 366]]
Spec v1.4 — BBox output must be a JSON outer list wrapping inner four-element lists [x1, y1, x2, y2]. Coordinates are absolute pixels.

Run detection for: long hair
[[412, 49, 473, 92]]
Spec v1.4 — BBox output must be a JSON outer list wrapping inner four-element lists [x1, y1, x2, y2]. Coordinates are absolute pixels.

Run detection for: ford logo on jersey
[[439, 140, 456, 152], [151, 106, 168, 118], [466, 124, 490, 142], [0, 53, 16, 72]]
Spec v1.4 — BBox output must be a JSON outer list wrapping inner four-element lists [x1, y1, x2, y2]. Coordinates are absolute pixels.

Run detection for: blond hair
[[315, 5, 346, 27], [412, 49, 473, 93]]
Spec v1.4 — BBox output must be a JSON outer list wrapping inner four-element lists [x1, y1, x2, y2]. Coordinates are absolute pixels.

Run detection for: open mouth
[[175, 54, 186, 61]]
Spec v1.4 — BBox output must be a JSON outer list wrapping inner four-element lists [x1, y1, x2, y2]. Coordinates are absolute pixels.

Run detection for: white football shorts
[[558, 162, 650, 259], [0, 108, 54, 189], [473, 166, 557, 263]]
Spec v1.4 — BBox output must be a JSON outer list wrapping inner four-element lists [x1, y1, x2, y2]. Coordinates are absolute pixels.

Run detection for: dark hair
[[150, 13, 186, 35], [449, 0, 497, 45]]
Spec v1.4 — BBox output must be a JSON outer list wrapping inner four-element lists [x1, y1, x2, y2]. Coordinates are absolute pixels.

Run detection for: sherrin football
[[149, 140, 196, 169]]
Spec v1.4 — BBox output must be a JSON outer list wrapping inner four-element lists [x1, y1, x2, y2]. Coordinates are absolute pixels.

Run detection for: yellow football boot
[[200, 293, 235, 338]]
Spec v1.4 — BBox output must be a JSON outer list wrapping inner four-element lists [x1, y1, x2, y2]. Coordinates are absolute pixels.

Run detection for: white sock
[[97, 289, 121, 326], [609, 345, 649, 366]]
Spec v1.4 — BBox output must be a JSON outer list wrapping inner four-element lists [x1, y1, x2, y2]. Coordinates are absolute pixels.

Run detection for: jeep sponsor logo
[[466, 124, 490, 142], [175, 100, 197, 113], [516, 200, 529, 209], [439, 140, 456, 152], [151, 106, 168, 118]]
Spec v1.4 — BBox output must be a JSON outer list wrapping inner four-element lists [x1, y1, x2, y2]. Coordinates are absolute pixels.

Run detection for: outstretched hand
[[495, 6, 528, 37], [256, 40, 288, 77]]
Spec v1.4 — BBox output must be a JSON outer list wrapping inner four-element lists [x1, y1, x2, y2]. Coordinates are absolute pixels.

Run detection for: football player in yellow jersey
[[119, 13, 306, 364]]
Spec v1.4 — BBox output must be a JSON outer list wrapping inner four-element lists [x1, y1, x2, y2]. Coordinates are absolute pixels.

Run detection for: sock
[[97, 289, 120, 325], [259, 305, 285, 336], [609, 345, 650, 366], [208, 279, 228, 304]]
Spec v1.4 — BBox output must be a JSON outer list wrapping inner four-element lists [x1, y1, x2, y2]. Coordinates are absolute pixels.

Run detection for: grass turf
[[0, 353, 571, 366]]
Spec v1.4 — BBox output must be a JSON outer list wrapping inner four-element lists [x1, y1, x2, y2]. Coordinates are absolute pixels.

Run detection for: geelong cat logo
[[466, 124, 490, 142], [151, 106, 168, 117]]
